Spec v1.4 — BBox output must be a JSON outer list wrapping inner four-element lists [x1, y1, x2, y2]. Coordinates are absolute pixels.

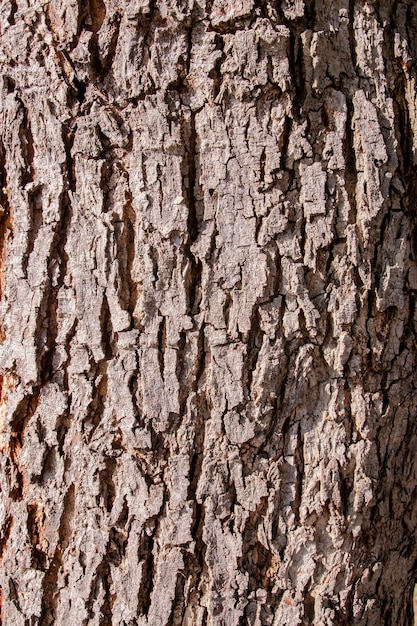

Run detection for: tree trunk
[[0, 0, 417, 624]]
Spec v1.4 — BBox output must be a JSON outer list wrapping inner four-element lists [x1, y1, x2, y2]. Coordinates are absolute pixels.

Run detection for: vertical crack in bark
[[137, 533, 155, 617], [16, 102, 44, 279], [1, 1, 417, 623], [344, 96, 358, 226], [157, 315, 166, 380], [99, 458, 117, 512], [0, 139, 12, 308], [348, 0, 358, 71], [209, 34, 225, 101], [188, 253, 202, 318], [18, 102, 35, 187], [187, 328, 209, 605], [304, 0, 316, 29], [128, 356, 142, 424], [89, 0, 106, 35], [39, 484, 76, 625], [188, 497, 207, 616], [167, 567, 188, 626], [27, 503, 47, 570], [86, 558, 114, 625], [118, 177, 139, 322], [185, 111, 200, 243], [36, 180, 72, 385], [390, 47, 417, 203], [0, 515, 12, 560], [22, 185, 43, 278], [7, 0, 17, 25], [175, 330, 187, 417], [100, 293, 115, 360], [291, 424, 304, 524], [288, 29, 305, 121]]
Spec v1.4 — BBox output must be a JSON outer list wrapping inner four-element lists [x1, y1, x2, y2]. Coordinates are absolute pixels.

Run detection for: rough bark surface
[[0, 0, 417, 624]]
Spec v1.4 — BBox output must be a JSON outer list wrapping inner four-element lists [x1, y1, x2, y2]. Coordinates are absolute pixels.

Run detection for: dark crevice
[[157, 315, 166, 379], [53, 46, 88, 108], [259, 147, 266, 183], [107, 526, 128, 567], [288, 29, 305, 121], [37, 174, 73, 385], [299, 213, 307, 263], [167, 569, 187, 626], [185, 112, 200, 242], [4, 76, 16, 93], [86, 559, 113, 626], [137, 533, 155, 616], [27, 503, 48, 570], [344, 95, 358, 225], [22, 185, 43, 278], [0, 139, 12, 304], [115, 184, 138, 321], [73, 77, 87, 104], [291, 424, 304, 524], [188, 254, 202, 317], [100, 294, 115, 361], [63, 124, 76, 192], [85, 0, 107, 76], [253, 0, 268, 19], [99, 458, 116, 512], [89, 0, 106, 34], [304, 0, 316, 29], [194, 323, 207, 392], [303, 592, 315, 623], [18, 102, 35, 186], [280, 114, 293, 169], [175, 330, 187, 414], [8, 0, 17, 25], [209, 34, 225, 100], [185, 8, 195, 77], [189, 498, 207, 596], [128, 364, 142, 426], [405, 3, 417, 58], [0, 515, 12, 559], [348, 0, 358, 71], [391, 58, 417, 204], [187, 385, 209, 596], [208, 19, 250, 35], [223, 291, 232, 331]]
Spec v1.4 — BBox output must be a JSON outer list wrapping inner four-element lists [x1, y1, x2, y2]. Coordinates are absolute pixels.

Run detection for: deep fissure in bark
[[0, 1, 417, 625]]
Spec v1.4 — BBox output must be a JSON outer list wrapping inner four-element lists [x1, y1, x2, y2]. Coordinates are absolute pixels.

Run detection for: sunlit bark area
[[0, 0, 417, 624]]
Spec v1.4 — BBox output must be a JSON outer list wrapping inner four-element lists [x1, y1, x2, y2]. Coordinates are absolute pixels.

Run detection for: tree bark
[[0, 0, 417, 624]]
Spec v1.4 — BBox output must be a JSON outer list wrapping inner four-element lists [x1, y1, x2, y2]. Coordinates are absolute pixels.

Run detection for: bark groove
[[0, 0, 417, 624]]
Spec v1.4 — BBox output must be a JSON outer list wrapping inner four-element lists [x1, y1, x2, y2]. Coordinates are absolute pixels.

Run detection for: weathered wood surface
[[0, 0, 417, 624]]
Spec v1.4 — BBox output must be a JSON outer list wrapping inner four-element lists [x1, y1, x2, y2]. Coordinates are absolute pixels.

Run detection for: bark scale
[[0, 0, 417, 624]]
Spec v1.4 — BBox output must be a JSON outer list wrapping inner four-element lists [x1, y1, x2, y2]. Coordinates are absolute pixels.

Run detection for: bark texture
[[0, 0, 417, 624]]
